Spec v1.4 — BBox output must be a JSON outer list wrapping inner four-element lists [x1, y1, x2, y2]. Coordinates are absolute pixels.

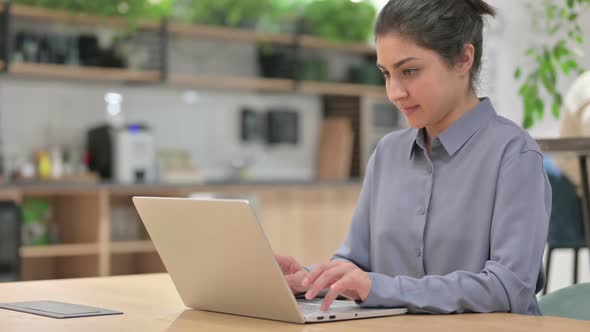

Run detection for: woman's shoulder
[[485, 114, 543, 159]]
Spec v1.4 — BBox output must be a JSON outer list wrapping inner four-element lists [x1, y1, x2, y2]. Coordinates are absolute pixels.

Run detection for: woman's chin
[[405, 118, 426, 129]]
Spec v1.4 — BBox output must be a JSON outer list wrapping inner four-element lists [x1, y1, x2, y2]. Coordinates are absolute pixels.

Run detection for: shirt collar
[[408, 98, 496, 159]]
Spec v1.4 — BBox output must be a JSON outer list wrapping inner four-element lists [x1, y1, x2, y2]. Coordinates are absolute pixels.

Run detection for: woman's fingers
[[285, 268, 308, 294], [275, 254, 300, 274], [304, 263, 350, 300], [321, 274, 355, 311], [302, 261, 344, 288], [299, 260, 372, 310], [303, 266, 372, 311]]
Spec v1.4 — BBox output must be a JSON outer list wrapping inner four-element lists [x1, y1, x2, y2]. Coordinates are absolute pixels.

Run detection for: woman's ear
[[456, 44, 475, 77]]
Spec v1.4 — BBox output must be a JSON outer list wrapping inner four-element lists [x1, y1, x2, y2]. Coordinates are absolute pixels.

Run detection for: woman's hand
[[274, 254, 309, 294], [301, 260, 372, 311]]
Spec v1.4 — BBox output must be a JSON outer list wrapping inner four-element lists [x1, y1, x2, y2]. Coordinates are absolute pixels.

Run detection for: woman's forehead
[[376, 34, 433, 65]]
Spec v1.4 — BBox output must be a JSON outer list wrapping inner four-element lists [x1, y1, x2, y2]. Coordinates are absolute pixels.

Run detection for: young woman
[[276, 0, 551, 315]]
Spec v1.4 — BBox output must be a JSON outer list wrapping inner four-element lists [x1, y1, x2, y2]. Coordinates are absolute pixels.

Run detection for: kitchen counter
[[0, 179, 362, 196]]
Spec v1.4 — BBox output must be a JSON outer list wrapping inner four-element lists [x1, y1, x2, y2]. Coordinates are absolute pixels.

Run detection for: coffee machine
[[87, 123, 156, 183]]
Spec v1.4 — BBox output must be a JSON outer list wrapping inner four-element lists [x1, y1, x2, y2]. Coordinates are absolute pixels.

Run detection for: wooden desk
[[0, 274, 588, 331]]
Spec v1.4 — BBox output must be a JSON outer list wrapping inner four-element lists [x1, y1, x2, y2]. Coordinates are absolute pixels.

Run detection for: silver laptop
[[132, 196, 407, 324]]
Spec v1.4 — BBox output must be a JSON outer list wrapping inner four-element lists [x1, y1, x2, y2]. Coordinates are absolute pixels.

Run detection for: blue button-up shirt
[[333, 98, 551, 315]]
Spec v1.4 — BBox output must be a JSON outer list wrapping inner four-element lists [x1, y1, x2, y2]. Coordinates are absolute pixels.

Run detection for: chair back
[[539, 283, 590, 320]]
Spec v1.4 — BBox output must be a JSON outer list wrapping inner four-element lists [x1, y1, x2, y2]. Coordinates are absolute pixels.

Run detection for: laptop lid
[[132, 196, 305, 323]]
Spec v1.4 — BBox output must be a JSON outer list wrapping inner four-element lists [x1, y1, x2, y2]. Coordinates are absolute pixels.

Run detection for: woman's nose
[[386, 79, 408, 102]]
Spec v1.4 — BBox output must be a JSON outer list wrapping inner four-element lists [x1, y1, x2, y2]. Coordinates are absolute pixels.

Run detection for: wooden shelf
[[0, 189, 21, 203], [168, 23, 374, 54], [10, 62, 161, 83], [4, 5, 376, 55], [170, 75, 383, 96], [169, 22, 293, 45], [1, 6, 380, 95], [110, 241, 156, 254], [10, 4, 159, 30], [300, 35, 375, 55], [20, 243, 100, 258], [1, 184, 362, 280], [299, 81, 385, 98], [169, 74, 294, 93]]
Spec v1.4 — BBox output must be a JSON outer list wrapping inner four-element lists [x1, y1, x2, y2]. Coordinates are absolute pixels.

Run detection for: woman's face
[[376, 33, 473, 137]]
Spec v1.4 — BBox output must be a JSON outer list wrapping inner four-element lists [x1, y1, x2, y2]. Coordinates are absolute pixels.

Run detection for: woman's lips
[[400, 106, 419, 116]]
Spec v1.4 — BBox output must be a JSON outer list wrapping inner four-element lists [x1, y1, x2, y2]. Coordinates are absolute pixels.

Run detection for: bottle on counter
[[50, 146, 64, 179], [37, 150, 52, 179]]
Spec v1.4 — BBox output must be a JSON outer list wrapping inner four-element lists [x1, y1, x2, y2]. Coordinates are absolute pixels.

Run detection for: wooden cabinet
[[0, 183, 360, 280]]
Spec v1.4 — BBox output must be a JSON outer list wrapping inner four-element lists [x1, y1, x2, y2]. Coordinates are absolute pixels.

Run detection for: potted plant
[[9, 0, 172, 69], [302, 0, 377, 43], [514, 0, 589, 129], [348, 60, 384, 86], [170, 0, 281, 29], [11, 0, 173, 24], [257, 43, 296, 79]]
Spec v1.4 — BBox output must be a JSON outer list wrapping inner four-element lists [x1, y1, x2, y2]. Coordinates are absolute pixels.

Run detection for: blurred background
[[0, 0, 588, 299]]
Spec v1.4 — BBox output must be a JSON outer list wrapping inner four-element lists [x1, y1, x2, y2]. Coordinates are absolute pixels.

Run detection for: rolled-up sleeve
[[360, 149, 551, 314]]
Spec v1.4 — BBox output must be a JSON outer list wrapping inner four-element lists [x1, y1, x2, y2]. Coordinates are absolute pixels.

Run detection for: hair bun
[[465, 0, 496, 17]]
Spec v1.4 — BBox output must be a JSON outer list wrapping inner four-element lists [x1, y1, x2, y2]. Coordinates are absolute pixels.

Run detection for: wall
[[0, 78, 322, 181], [0, 24, 324, 181]]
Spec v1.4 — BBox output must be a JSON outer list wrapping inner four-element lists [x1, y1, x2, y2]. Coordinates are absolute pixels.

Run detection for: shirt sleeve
[[360, 149, 551, 314], [330, 152, 376, 272]]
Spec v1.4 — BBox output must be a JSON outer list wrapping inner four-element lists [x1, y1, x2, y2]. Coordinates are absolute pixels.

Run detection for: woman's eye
[[402, 69, 417, 77], [381, 71, 390, 78]]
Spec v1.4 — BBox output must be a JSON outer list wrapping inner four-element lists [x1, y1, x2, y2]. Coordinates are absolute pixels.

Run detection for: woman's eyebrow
[[377, 57, 422, 70]]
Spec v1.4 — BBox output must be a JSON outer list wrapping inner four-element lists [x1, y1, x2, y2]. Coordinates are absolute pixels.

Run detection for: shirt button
[[416, 249, 422, 257], [418, 208, 425, 215]]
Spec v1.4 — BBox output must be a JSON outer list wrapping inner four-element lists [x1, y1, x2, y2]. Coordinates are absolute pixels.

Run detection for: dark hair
[[374, 0, 496, 90]]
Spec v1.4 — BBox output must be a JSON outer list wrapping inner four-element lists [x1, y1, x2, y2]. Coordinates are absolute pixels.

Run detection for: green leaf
[[526, 48, 535, 56], [576, 35, 584, 44], [534, 98, 545, 120], [554, 93, 563, 106], [541, 74, 556, 95], [547, 4, 558, 19], [552, 101, 560, 118], [514, 68, 522, 79], [567, 0, 574, 8], [561, 59, 579, 75], [552, 41, 570, 59], [560, 8, 568, 18], [518, 83, 528, 97], [523, 114, 534, 129]]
